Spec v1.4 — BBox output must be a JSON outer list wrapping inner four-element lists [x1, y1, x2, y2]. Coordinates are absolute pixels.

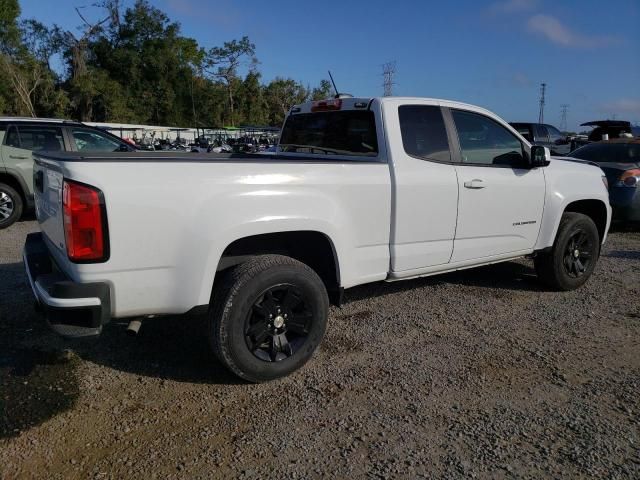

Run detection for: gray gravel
[[1, 219, 639, 479]]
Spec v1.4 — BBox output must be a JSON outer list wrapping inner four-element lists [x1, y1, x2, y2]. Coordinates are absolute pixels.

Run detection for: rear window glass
[[399, 105, 450, 162], [570, 143, 640, 162], [279, 110, 378, 156]]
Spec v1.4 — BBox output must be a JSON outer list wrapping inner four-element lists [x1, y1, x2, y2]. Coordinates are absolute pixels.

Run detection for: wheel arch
[[563, 199, 608, 244], [212, 230, 342, 305]]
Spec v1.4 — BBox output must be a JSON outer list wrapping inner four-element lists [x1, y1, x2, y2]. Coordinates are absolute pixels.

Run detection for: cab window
[[452, 110, 527, 168], [398, 105, 451, 162]]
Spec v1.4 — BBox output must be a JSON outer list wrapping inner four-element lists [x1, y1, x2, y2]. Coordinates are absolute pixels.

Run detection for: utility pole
[[382, 61, 396, 97], [538, 82, 546, 124], [560, 104, 569, 132]]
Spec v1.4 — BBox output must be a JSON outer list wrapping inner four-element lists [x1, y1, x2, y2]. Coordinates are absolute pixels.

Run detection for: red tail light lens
[[63, 180, 108, 262]]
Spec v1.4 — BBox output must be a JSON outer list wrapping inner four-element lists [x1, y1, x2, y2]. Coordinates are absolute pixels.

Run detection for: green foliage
[[0, 0, 329, 126]]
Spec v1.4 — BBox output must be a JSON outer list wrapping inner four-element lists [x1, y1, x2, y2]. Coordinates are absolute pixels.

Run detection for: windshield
[[569, 143, 640, 163], [279, 110, 378, 156]]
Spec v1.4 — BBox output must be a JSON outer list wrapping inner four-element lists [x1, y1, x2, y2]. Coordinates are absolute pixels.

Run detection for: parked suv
[[509, 122, 572, 156], [0, 118, 135, 229]]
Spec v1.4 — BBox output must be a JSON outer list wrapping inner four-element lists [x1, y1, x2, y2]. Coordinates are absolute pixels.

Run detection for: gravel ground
[[1, 220, 639, 479]]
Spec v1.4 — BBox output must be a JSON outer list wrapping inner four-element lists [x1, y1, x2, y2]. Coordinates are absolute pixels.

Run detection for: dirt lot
[[1, 220, 639, 479]]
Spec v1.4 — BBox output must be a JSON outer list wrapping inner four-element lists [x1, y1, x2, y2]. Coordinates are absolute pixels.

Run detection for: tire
[[0, 183, 23, 229], [534, 212, 600, 291], [209, 254, 329, 382]]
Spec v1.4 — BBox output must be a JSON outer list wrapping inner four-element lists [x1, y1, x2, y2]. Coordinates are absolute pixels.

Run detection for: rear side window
[[452, 109, 526, 168], [5, 126, 21, 148], [510, 123, 532, 142], [534, 124, 549, 142], [398, 105, 451, 162], [8, 126, 64, 151], [279, 111, 378, 156], [546, 125, 565, 144]]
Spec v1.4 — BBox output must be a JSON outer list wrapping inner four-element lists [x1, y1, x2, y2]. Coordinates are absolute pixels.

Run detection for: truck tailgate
[[33, 159, 66, 255]]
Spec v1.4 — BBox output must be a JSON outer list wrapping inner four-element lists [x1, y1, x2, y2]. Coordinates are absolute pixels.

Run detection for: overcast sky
[[19, 0, 640, 131]]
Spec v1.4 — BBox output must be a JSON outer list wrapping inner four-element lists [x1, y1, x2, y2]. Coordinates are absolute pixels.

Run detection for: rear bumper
[[23, 232, 110, 337]]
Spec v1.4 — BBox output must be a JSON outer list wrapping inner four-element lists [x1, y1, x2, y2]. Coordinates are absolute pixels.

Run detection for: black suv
[[0, 118, 135, 228]]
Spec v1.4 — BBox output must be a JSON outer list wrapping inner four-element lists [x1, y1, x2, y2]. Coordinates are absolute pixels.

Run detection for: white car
[[24, 96, 611, 382]]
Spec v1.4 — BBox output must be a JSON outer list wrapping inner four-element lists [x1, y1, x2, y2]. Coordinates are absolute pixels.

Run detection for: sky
[[18, 0, 640, 131]]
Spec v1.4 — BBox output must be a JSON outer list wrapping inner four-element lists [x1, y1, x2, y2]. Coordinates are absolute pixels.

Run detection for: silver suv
[[0, 118, 134, 228]]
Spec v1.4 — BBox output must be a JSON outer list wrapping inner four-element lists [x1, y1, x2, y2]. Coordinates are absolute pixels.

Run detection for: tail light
[[63, 180, 109, 262], [616, 169, 640, 187]]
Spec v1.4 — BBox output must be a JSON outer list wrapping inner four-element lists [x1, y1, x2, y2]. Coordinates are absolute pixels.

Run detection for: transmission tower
[[560, 104, 569, 132], [538, 83, 547, 123], [382, 61, 396, 97]]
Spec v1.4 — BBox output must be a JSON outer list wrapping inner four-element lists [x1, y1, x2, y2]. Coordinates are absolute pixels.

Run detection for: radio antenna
[[328, 70, 339, 98]]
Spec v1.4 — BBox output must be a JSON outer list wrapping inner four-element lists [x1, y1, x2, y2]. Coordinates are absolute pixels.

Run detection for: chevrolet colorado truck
[[23, 96, 611, 382]]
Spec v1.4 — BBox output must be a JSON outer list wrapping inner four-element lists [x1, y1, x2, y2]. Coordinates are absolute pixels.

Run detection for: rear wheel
[[534, 212, 600, 291], [0, 183, 23, 229], [209, 255, 329, 382]]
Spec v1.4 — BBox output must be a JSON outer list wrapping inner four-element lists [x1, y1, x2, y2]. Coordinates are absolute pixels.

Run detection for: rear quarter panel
[[45, 159, 392, 317]]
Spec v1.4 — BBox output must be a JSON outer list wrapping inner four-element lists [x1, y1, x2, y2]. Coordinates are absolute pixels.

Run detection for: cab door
[[447, 108, 545, 263]]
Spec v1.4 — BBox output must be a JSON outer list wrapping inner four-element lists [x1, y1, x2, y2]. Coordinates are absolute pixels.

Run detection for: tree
[[265, 77, 309, 126], [57, 1, 119, 120], [311, 79, 333, 100], [204, 36, 256, 126], [237, 71, 267, 126], [0, 3, 60, 116]]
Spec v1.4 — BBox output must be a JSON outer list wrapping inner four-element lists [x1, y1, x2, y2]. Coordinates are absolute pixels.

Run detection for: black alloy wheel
[[209, 254, 329, 382], [563, 228, 595, 278], [534, 212, 600, 291], [245, 284, 313, 362]]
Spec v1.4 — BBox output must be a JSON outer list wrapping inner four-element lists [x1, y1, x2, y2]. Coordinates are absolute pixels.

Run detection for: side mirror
[[118, 144, 131, 152], [530, 145, 551, 167]]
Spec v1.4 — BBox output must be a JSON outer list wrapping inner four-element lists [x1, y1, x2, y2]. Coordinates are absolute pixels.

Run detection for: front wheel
[[209, 255, 329, 382], [534, 212, 600, 291]]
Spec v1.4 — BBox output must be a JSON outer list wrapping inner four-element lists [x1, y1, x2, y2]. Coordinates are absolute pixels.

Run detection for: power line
[[538, 82, 546, 124], [382, 61, 396, 97], [560, 104, 569, 132]]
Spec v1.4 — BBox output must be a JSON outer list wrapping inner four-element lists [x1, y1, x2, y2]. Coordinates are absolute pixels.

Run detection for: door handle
[[463, 179, 486, 189], [9, 155, 28, 160]]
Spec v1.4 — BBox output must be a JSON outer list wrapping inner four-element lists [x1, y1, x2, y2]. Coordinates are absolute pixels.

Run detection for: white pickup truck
[[24, 96, 611, 382]]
